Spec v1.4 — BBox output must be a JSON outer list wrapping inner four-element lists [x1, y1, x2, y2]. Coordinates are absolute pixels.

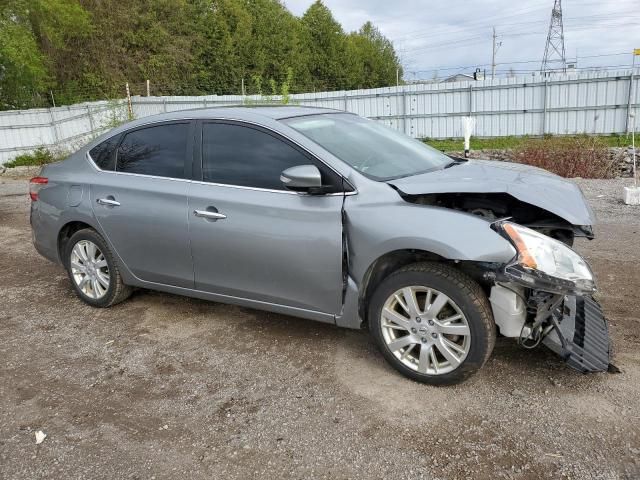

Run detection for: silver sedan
[[29, 106, 610, 384]]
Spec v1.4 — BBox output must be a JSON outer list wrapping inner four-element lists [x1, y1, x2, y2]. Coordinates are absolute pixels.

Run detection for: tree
[[0, 15, 49, 109], [0, 0, 91, 108], [0, 0, 405, 109], [190, 0, 252, 94], [345, 21, 402, 89], [300, 1, 347, 91]]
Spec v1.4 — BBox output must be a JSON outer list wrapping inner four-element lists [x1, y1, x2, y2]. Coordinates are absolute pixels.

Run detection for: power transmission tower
[[541, 0, 566, 73]]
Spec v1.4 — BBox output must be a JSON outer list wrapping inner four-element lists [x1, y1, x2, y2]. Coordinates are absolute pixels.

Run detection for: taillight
[[29, 177, 48, 201]]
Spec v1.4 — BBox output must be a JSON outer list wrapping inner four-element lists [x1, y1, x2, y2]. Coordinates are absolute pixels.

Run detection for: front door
[[91, 122, 194, 288], [188, 121, 345, 315]]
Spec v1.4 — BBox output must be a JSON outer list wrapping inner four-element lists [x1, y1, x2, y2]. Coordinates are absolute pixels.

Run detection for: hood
[[388, 160, 596, 226]]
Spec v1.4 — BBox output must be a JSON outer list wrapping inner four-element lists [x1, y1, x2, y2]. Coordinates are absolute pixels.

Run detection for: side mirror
[[280, 165, 323, 192]]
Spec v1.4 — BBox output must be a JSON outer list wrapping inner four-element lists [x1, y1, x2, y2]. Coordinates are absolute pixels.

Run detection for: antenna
[[541, 0, 566, 73]]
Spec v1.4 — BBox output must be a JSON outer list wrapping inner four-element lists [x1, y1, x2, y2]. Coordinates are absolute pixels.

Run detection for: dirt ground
[[1, 177, 638, 480]]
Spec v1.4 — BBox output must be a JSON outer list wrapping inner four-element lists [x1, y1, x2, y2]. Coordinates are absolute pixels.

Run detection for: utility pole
[[146, 79, 150, 97], [541, 0, 566, 74], [491, 27, 501, 80]]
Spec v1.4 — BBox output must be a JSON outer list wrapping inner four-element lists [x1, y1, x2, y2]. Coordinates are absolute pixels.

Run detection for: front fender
[[345, 200, 517, 285]]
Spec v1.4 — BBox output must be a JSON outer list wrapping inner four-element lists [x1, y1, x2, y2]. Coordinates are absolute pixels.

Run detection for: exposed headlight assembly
[[497, 221, 596, 295]]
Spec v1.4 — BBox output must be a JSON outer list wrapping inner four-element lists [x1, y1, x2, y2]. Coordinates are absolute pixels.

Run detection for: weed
[[4, 147, 66, 168], [513, 135, 616, 178]]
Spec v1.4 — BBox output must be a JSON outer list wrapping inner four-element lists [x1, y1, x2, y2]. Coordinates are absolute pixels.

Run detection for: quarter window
[[89, 134, 121, 171], [202, 123, 342, 192], [117, 123, 189, 178]]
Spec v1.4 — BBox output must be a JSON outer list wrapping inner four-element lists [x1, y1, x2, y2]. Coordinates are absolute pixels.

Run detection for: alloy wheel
[[70, 240, 110, 299], [380, 286, 471, 375]]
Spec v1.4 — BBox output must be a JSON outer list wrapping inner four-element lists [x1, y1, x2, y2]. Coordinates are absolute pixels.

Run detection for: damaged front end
[[488, 221, 612, 373]]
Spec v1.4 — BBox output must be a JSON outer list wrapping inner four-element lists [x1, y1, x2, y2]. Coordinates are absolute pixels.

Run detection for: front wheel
[[369, 262, 495, 385]]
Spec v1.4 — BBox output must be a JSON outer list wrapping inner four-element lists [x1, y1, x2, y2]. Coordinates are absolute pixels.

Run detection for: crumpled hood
[[388, 159, 596, 226]]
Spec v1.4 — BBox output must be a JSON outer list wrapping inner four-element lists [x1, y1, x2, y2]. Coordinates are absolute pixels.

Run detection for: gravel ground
[[1, 177, 639, 480]]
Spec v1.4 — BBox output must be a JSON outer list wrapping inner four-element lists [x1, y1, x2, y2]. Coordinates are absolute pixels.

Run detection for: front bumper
[[542, 295, 610, 372]]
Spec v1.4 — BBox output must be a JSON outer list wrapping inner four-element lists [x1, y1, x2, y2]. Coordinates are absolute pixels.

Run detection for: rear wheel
[[65, 229, 132, 307], [369, 262, 495, 385]]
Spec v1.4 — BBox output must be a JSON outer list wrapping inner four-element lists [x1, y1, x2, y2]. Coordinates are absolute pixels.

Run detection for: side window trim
[[199, 120, 353, 193], [114, 120, 194, 180]]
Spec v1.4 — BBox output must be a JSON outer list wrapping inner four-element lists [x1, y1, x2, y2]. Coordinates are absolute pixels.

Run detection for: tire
[[64, 228, 132, 308], [368, 262, 495, 386]]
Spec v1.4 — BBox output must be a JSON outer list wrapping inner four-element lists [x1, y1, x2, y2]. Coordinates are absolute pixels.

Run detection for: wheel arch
[[356, 247, 504, 326], [358, 249, 446, 324], [57, 220, 100, 264]]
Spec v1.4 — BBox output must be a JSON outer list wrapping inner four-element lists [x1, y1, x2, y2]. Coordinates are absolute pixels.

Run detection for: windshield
[[283, 113, 451, 180]]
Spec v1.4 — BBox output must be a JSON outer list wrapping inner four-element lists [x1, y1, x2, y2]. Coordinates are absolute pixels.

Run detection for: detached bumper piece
[[542, 296, 610, 372]]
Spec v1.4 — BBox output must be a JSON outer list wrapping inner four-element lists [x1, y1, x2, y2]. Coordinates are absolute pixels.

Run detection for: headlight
[[499, 222, 596, 294]]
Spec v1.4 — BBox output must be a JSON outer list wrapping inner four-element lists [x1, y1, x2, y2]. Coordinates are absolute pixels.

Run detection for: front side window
[[283, 113, 451, 181], [202, 123, 342, 191], [89, 134, 121, 171], [117, 123, 189, 178]]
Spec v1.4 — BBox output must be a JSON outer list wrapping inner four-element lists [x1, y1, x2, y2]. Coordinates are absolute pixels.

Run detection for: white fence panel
[[1, 69, 638, 164]]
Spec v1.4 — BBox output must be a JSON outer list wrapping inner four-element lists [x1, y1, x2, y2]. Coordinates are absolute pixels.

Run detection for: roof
[[85, 105, 346, 151], [441, 73, 476, 83], [129, 105, 343, 125], [243, 105, 342, 119]]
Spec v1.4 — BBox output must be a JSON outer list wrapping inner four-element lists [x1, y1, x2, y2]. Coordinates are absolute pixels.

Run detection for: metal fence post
[[626, 57, 637, 134], [542, 79, 548, 135], [48, 108, 60, 149], [86, 105, 95, 137], [402, 87, 408, 135]]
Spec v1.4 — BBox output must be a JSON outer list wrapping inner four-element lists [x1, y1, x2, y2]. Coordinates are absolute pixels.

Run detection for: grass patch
[[4, 147, 65, 168], [424, 134, 633, 152]]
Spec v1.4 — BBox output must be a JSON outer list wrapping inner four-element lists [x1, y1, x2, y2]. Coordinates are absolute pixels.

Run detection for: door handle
[[97, 198, 120, 207], [194, 209, 226, 220]]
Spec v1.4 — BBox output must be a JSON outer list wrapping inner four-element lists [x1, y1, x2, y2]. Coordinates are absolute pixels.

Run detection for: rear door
[[187, 121, 345, 315], [90, 121, 195, 288]]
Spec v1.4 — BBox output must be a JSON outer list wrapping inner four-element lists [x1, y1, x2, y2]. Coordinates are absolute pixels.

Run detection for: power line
[[405, 51, 632, 76], [399, 17, 639, 57], [392, 8, 639, 44]]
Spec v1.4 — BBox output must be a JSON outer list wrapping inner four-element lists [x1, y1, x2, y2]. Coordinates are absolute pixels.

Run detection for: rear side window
[[117, 123, 189, 179], [202, 123, 342, 192], [89, 134, 121, 171]]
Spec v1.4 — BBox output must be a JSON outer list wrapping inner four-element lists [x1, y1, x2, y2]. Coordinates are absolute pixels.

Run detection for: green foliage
[[424, 135, 634, 152], [0, 17, 50, 109], [4, 147, 65, 168], [280, 67, 293, 104], [98, 100, 129, 132], [423, 136, 530, 152], [345, 22, 402, 89], [0, 0, 403, 109], [300, 1, 347, 91]]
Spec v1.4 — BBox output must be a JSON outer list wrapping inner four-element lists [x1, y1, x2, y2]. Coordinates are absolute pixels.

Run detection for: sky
[[283, 0, 640, 80]]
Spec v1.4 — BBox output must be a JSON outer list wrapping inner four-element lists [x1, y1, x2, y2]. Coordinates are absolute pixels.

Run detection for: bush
[[513, 135, 616, 179], [4, 147, 64, 168]]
